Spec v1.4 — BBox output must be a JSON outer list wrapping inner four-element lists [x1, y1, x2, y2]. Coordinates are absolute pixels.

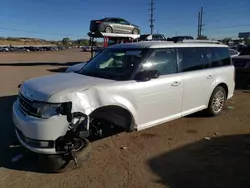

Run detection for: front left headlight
[[33, 102, 61, 119]]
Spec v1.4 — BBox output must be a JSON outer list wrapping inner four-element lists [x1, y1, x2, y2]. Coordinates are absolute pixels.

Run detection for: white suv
[[12, 41, 235, 167]]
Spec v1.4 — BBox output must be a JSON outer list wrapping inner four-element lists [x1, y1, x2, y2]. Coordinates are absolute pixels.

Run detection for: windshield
[[78, 48, 145, 80]]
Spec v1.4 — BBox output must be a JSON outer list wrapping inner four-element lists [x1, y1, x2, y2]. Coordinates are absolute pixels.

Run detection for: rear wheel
[[105, 26, 113, 33], [206, 86, 226, 116], [132, 28, 139, 34]]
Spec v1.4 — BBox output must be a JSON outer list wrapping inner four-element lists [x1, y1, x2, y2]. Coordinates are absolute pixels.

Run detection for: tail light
[[96, 21, 102, 24]]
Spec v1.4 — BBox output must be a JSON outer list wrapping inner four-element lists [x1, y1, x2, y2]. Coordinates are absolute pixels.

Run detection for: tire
[[38, 138, 91, 173], [205, 86, 226, 117], [105, 26, 113, 33], [132, 28, 139, 34]]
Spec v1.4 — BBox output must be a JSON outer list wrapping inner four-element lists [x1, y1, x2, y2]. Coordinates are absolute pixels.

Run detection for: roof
[[101, 17, 124, 20], [108, 41, 228, 49], [88, 32, 140, 39]]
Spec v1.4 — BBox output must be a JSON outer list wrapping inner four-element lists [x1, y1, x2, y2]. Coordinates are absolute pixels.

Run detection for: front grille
[[18, 93, 38, 116]]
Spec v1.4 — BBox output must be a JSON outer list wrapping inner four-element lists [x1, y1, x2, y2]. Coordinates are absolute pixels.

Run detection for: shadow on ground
[[0, 95, 54, 173], [0, 95, 18, 154], [0, 61, 83, 67], [0, 61, 86, 73], [48, 67, 68, 73], [148, 134, 250, 188], [0, 95, 124, 173]]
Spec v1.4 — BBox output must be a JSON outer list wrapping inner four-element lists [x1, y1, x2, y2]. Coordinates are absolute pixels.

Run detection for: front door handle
[[171, 81, 181, 87], [207, 75, 213, 79]]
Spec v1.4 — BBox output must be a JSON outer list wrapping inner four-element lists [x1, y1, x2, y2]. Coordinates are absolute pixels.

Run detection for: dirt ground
[[0, 49, 250, 188]]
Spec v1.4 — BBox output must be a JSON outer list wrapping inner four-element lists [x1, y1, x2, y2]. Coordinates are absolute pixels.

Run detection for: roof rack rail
[[176, 39, 221, 44]]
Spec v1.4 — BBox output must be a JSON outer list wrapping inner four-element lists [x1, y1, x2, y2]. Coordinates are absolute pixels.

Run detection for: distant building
[[238, 32, 250, 39]]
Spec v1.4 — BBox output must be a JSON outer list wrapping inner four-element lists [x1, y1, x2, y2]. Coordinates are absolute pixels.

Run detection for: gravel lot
[[0, 49, 250, 188]]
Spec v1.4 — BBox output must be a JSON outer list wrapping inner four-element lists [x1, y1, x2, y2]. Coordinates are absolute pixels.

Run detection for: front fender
[[49, 89, 138, 127]]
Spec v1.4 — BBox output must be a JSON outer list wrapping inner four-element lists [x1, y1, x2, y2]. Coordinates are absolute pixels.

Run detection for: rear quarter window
[[210, 47, 231, 67]]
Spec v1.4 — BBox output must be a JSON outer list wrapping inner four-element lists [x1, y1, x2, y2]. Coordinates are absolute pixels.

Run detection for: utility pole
[[149, 0, 155, 34], [197, 7, 204, 39], [197, 11, 201, 38], [200, 7, 204, 37]]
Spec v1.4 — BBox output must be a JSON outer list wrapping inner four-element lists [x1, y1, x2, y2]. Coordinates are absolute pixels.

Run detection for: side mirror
[[135, 70, 159, 81]]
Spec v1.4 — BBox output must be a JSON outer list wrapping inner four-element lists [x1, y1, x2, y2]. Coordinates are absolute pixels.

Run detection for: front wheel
[[205, 86, 226, 116], [38, 138, 91, 173]]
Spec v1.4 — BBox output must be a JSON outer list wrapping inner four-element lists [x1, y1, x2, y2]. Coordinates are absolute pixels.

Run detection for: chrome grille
[[18, 94, 38, 116]]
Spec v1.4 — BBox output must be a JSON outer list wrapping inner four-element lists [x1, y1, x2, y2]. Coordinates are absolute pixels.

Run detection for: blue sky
[[1, 0, 250, 40]]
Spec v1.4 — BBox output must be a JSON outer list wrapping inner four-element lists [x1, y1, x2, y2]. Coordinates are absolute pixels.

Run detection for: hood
[[20, 73, 113, 101]]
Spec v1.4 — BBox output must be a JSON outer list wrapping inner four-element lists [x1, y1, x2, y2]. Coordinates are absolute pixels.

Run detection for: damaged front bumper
[[12, 101, 71, 154]]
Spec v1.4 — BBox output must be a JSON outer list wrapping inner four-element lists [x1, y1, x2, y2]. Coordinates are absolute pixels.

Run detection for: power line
[[204, 1, 250, 13], [203, 9, 250, 21], [149, 0, 155, 34], [205, 24, 250, 31]]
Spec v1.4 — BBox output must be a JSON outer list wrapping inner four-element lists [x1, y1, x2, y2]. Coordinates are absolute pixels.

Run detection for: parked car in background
[[139, 34, 167, 41], [16, 47, 30, 52], [50, 47, 59, 51], [82, 46, 91, 52], [0, 46, 9, 52], [229, 49, 240, 57], [90, 17, 140, 34], [66, 62, 88, 73], [240, 45, 250, 55], [0, 45, 61, 52], [232, 56, 250, 72], [167, 36, 194, 42]]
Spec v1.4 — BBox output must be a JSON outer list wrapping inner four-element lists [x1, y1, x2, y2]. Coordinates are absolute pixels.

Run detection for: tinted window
[[79, 48, 145, 80], [152, 35, 165, 40], [108, 18, 119, 23], [143, 49, 178, 75], [119, 19, 129, 25], [210, 47, 231, 67], [230, 49, 238, 55], [178, 47, 211, 72], [140, 35, 150, 41]]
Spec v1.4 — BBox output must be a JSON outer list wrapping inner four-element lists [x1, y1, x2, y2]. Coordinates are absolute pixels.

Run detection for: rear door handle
[[207, 75, 212, 79], [171, 81, 181, 87]]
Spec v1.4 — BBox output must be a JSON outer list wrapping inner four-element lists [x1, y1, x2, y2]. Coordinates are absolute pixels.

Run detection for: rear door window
[[109, 18, 119, 23], [178, 47, 211, 72], [119, 19, 129, 25], [143, 49, 178, 75]]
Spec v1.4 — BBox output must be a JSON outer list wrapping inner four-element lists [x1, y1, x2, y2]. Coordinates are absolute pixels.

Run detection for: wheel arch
[[216, 83, 228, 98], [207, 82, 229, 106], [132, 28, 140, 34], [104, 25, 113, 33], [89, 105, 135, 131]]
